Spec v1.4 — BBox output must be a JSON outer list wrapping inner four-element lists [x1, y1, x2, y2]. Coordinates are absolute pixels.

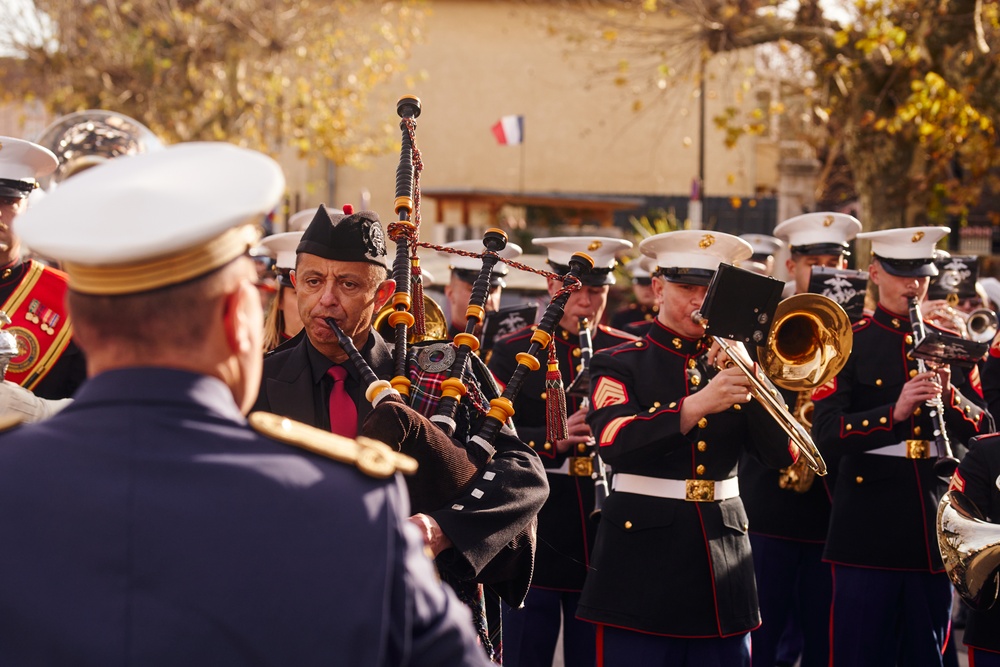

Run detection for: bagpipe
[[326, 95, 591, 515]]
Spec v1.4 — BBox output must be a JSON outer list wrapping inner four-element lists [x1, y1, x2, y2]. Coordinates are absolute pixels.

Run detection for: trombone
[[692, 293, 853, 476]]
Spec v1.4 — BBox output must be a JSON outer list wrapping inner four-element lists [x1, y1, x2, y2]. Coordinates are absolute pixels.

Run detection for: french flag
[[491, 115, 524, 146]]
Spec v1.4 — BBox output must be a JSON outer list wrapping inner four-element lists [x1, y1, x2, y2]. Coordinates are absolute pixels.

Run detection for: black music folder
[[702, 263, 785, 345]]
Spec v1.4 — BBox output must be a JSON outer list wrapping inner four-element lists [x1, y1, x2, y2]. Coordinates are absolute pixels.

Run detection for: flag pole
[[519, 140, 525, 194]]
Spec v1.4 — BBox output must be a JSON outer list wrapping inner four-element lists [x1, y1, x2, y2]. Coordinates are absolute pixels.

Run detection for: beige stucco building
[[307, 0, 806, 244]]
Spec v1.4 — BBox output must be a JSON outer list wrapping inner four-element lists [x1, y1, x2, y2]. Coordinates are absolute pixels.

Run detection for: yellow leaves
[[602, 29, 618, 42], [834, 31, 849, 49], [642, 0, 658, 12]]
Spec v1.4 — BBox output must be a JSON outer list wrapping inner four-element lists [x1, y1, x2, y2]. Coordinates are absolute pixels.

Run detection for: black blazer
[[255, 328, 548, 607]]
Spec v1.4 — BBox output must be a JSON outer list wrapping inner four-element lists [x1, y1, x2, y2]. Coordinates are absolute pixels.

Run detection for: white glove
[[0, 380, 72, 422]]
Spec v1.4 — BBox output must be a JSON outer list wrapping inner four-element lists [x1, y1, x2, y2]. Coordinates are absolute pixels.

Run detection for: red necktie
[[327, 365, 357, 438]]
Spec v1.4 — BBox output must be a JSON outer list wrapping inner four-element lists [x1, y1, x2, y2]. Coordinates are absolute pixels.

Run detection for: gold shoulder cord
[[248, 412, 418, 479]]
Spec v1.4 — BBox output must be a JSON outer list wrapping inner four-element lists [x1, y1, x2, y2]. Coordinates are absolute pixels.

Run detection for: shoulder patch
[[0, 413, 24, 433], [248, 412, 418, 479]]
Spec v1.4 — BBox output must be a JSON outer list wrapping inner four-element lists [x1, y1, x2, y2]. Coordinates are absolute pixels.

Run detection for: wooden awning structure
[[422, 188, 645, 228]]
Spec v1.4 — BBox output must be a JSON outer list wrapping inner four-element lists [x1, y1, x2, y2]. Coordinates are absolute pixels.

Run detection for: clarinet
[[469, 252, 593, 454], [386, 95, 422, 397], [430, 229, 509, 440], [908, 297, 960, 478], [576, 318, 609, 519]]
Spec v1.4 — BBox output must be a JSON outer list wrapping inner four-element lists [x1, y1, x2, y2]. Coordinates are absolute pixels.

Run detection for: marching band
[[1, 97, 1000, 667]]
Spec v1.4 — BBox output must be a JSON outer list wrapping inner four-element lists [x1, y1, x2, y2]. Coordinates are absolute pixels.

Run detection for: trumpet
[[925, 302, 1000, 344], [691, 309, 829, 476], [965, 308, 999, 344]]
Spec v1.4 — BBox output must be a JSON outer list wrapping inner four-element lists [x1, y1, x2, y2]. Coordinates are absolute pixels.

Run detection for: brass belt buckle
[[906, 440, 930, 459], [685, 479, 715, 502], [569, 456, 593, 477]]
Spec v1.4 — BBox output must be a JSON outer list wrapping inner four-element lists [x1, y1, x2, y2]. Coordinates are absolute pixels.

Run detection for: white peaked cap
[[534, 236, 634, 286], [533, 236, 633, 269], [19, 142, 285, 295], [640, 230, 752, 284], [256, 231, 304, 270], [0, 137, 58, 195], [739, 233, 784, 257], [440, 238, 523, 275], [626, 255, 655, 280], [773, 212, 862, 252], [857, 226, 950, 260]]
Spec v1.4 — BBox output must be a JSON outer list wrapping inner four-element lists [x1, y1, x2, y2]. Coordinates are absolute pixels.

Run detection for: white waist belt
[[612, 473, 739, 502], [867, 440, 932, 459]]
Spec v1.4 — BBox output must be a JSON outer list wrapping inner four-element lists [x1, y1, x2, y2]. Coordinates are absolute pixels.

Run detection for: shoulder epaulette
[[852, 317, 872, 332], [248, 412, 418, 479], [0, 413, 24, 433], [598, 324, 640, 341]]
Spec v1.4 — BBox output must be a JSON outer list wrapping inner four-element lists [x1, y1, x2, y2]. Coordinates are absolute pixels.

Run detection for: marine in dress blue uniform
[[946, 434, 1000, 666], [440, 239, 523, 341], [254, 205, 548, 662], [741, 212, 861, 667], [577, 230, 798, 667], [490, 235, 635, 667], [812, 226, 994, 667], [0, 142, 490, 666]]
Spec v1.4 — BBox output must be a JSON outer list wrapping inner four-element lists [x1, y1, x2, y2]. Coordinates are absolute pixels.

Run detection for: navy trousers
[[830, 564, 953, 667], [749, 534, 832, 667], [502, 588, 595, 667], [596, 624, 750, 667]]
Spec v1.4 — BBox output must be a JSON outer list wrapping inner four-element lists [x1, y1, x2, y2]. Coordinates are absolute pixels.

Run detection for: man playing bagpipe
[[253, 205, 548, 662]]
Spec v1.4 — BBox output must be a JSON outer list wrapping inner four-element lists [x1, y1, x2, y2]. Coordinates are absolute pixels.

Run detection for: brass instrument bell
[[938, 489, 1000, 609]]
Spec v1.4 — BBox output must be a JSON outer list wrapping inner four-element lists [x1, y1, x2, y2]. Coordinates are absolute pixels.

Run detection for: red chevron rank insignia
[[593, 376, 628, 409], [811, 378, 836, 401], [949, 470, 965, 493]]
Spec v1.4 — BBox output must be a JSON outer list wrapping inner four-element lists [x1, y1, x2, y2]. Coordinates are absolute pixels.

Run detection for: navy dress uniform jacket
[[254, 329, 547, 600], [739, 383, 832, 544], [576, 320, 796, 637], [0, 368, 489, 667], [949, 433, 1000, 654], [488, 323, 638, 592], [811, 305, 993, 571]]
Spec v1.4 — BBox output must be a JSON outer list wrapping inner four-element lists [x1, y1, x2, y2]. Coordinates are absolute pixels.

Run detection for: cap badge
[[823, 215, 834, 227], [588, 240, 603, 251], [363, 220, 387, 257], [698, 234, 715, 249], [912, 231, 925, 243]]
